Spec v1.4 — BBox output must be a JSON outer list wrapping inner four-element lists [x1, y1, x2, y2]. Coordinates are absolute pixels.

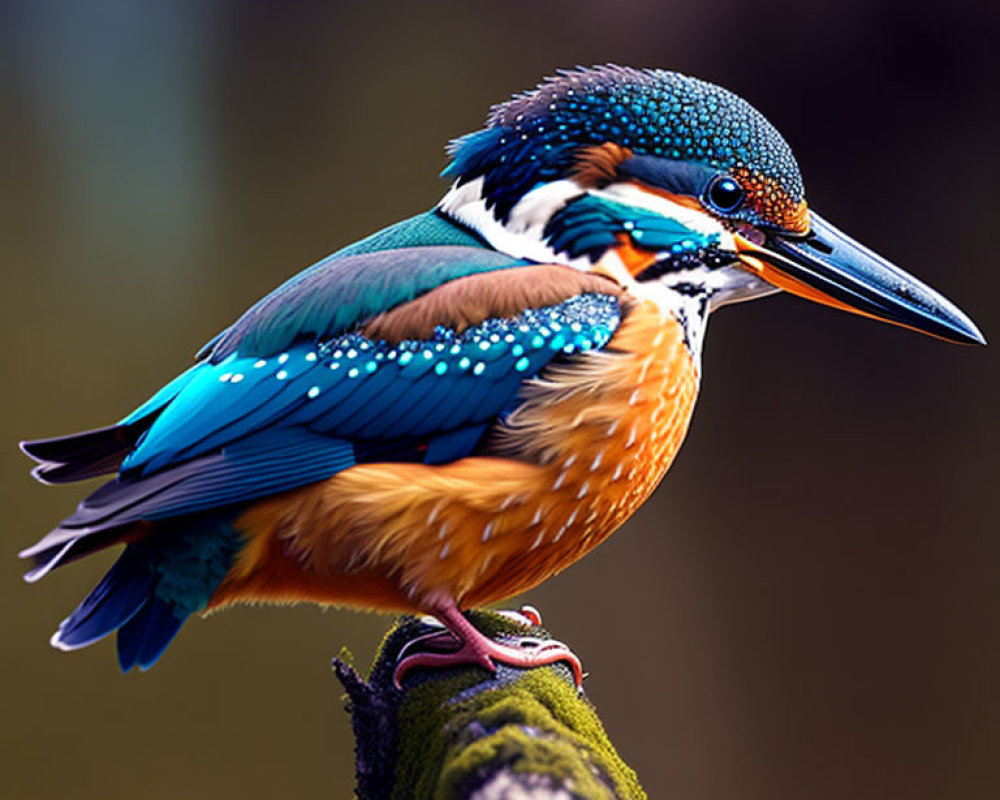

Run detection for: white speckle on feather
[[638, 357, 654, 383]]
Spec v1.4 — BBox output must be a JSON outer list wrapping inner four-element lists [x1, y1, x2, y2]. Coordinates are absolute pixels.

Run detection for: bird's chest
[[451, 297, 700, 603]]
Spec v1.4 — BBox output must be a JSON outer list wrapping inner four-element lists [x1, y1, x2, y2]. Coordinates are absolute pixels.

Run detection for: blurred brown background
[[1, 1, 998, 798]]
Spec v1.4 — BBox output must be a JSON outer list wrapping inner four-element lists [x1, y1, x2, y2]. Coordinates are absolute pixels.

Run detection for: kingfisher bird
[[20, 66, 983, 685]]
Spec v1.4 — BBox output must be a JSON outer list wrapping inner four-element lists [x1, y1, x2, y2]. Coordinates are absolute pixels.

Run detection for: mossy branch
[[334, 610, 646, 800]]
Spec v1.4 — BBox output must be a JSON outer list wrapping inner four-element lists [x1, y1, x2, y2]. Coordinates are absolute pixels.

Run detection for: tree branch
[[334, 610, 646, 800]]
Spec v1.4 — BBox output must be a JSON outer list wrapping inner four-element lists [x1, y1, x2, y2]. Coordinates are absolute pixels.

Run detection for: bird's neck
[[438, 176, 588, 266], [590, 248, 713, 368]]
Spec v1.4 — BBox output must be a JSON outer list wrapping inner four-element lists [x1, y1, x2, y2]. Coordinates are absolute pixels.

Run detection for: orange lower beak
[[734, 212, 985, 346]]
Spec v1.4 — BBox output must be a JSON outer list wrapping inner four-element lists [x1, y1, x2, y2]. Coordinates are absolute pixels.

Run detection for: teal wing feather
[[206, 245, 525, 362]]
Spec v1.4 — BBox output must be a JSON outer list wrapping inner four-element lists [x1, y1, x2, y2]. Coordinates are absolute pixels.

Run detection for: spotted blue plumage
[[125, 293, 618, 475], [444, 65, 803, 223], [543, 194, 724, 262]]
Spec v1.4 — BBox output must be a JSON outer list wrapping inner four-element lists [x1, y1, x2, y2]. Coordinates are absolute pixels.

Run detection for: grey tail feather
[[21, 526, 134, 584], [20, 421, 147, 485]]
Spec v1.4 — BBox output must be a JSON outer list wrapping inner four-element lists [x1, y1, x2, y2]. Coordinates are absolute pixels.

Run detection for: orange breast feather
[[211, 299, 699, 613]]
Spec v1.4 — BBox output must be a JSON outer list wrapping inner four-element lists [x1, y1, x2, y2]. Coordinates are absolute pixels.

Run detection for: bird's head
[[439, 65, 984, 348]]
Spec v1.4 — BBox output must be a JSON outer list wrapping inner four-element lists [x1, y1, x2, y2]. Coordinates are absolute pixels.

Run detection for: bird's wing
[[21, 252, 625, 577], [23, 245, 522, 485]]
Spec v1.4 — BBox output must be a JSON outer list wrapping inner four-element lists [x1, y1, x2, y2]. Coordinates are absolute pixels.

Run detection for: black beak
[[740, 212, 985, 346]]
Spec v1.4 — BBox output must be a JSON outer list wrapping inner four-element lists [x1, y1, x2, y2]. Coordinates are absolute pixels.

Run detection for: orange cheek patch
[[735, 168, 810, 234], [612, 233, 658, 276], [630, 179, 808, 236], [607, 184, 709, 278]]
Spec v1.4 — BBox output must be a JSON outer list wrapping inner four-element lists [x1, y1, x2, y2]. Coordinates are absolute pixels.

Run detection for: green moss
[[367, 611, 645, 800]]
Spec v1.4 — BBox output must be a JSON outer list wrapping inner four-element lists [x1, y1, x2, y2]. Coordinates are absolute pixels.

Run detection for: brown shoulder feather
[[362, 265, 624, 342]]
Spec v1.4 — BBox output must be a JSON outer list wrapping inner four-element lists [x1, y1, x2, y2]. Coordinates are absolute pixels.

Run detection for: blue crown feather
[[443, 65, 804, 223]]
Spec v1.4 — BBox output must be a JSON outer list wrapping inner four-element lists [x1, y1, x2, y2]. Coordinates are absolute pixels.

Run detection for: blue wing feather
[[381, 372, 469, 440], [424, 424, 489, 464], [119, 362, 206, 427], [322, 365, 407, 429], [126, 291, 616, 476]]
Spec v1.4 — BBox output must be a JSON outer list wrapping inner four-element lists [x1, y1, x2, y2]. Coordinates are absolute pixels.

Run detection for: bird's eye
[[705, 175, 744, 214]]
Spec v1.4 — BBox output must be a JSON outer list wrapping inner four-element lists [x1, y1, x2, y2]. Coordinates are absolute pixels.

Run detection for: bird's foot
[[392, 603, 582, 689], [393, 630, 583, 689]]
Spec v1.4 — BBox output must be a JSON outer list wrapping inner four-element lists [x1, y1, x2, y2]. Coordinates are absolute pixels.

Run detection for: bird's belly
[[211, 299, 698, 612]]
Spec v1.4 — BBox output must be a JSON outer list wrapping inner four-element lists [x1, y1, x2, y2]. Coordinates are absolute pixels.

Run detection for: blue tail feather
[[116, 597, 185, 672], [48, 518, 242, 670], [52, 548, 155, 650]]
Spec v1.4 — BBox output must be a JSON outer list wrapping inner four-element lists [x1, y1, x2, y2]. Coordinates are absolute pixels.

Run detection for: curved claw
[[395, 627, 460, 663]]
